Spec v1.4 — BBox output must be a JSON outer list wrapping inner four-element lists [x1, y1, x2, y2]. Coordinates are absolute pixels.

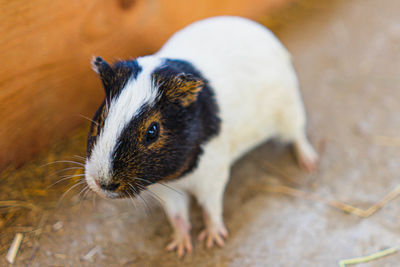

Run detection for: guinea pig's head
[[84, 56, 219, 199]]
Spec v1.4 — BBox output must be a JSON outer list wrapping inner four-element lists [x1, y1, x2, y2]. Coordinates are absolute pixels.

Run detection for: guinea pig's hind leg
[[293, 134, 319, 172], [197, 207, 228, 249]]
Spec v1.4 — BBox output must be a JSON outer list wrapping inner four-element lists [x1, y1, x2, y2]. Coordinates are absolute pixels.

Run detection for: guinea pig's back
[[157, 16, 304, 161], [157, 16, 293, 84]]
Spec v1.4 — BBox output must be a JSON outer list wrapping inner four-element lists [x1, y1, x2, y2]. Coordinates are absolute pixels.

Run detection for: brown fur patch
[[154, 73, 204, 107], [89, 104, 108, 138]]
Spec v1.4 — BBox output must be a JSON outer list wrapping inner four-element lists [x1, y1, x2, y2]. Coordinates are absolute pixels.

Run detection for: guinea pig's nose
[[100, 182, 121, 192]]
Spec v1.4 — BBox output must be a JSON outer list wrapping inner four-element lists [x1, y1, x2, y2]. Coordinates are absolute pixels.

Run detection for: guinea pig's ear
[[165, 73, 204, 106], [91, 56, 115, 98]]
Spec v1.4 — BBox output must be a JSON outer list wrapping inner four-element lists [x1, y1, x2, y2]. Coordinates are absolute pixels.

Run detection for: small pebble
[[52, 221, 64, 232], [55, 253, 67, 260]]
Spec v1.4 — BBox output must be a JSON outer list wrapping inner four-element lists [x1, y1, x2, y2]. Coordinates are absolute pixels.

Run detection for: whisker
[[137, 192, 151, 215], [79, 114, 98, 126], [77, 185, 89, 199], [83, 187, 91, 199], [127, 177, 152, 185], [78, 186, 90, 211], [76, 185, 88, 202], [57, 181, 86, 208], [158, 182, 182, 195], [106, 97, 110, 113], [135, 183, 164, 206], [129, 189, 149, 216], [81, 189, 91, 208], [46, 174, 84, 189], [42, 160, 85, 167], [59, 174, 85, 179], [125, 191, 138, 212], [47, 166, 84, 179], [131, 176, 182, 196], [128, 184, 149, 216], [141, 187, 164, 207], [72, 155, 87, 163], [92, 193, 97, 208]]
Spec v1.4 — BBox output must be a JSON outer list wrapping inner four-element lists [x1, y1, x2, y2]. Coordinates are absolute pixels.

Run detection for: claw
[[166, 215, 192, 258], [166, 234, 192, 258], [198, 224, 228, 249]]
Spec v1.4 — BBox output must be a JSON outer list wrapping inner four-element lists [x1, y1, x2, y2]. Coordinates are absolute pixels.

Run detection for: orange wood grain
[[0, 0, 294, 170]]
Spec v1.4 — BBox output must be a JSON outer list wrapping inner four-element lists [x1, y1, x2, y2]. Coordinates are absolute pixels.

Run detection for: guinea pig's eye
[[145, 122, 160, 145]]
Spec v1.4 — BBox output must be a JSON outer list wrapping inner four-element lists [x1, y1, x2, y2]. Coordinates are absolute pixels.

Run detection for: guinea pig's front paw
[[166, 218, 192, 258], [198, 224, 229, 249], [166, 233, 192, 258]]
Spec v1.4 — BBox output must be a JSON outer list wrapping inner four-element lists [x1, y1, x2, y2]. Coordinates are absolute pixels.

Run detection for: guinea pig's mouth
[[85, 174, 148, 200], [85, 174, 122, 199]]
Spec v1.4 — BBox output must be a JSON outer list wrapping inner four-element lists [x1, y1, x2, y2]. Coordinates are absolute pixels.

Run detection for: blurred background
[[1, 0, 400, 266]]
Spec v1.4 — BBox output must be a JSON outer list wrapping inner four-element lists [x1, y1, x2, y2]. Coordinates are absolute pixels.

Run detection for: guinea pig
[[84, 16, 318, 257]]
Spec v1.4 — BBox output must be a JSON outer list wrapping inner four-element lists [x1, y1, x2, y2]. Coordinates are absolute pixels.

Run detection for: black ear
[[91, 56, 115, 99], [91, 57, 142, 100]]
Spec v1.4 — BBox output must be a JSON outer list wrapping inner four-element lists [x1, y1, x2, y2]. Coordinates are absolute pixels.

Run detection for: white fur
[[85, 57, 162, 194]]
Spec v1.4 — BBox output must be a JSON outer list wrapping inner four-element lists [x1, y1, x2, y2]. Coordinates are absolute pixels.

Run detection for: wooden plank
[[0, 0, 294, 170]]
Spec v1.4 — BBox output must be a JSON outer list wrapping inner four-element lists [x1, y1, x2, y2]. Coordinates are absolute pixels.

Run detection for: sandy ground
[[2, 0, 400, 266]]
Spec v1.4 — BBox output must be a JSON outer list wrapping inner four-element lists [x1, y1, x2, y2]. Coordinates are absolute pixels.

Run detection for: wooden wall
[[0, 0, 293, 170]]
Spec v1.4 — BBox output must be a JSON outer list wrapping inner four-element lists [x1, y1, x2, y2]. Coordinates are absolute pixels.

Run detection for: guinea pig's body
[[85, 16, 318, 257], [157, 16, 315, 163]]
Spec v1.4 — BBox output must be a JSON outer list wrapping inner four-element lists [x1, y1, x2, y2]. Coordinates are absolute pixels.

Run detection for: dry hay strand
[[339, 246, 400, 267], [250, 139, 326, 187], [254, 184, 400, 217], [255, 139, 399, 217], [0, 200, 41, 212], [255, 182, 400, 264], [5, 233, 23, 264], [0, 128, 88, 264], [26, 212, 49, 264], [374, 136, 400, 147], [256, 160, 304, 186]]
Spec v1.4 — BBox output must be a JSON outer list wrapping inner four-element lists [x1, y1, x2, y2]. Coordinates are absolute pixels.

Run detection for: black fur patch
[[86, 58, 142, 158], [110, 60, 142, 99], [86, 100, 106, 158], [109, 59, 221, 193]]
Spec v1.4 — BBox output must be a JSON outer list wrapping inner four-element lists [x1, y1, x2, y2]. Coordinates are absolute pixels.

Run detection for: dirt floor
[[1, 0, 400, 266]]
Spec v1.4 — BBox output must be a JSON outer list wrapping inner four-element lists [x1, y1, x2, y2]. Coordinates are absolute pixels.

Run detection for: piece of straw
[[374, 136, 400, 147], [339, 246, 399, 267], [6, 233, 24, 264], [255, 184, 400, 218], [82, 246, 100, 262], [0, 200, 40, 211]]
